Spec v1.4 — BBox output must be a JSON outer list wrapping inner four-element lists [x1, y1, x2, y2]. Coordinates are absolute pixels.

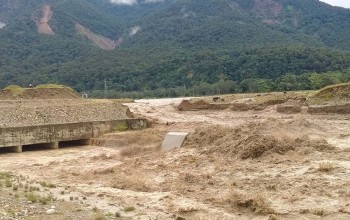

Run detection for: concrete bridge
[[0, 119, 147, 152]]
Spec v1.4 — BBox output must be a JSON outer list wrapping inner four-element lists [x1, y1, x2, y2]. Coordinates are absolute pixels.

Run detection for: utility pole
[[104, 78, 108, 99]]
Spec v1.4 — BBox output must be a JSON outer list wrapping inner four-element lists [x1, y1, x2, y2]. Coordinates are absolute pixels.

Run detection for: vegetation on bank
[[306, 82, 350, 105], [3, 84, 73, 91], [1, 84, 77, 98], [89, 69, 350, 99]]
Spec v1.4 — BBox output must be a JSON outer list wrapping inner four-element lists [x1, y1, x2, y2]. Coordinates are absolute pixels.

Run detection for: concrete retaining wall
[[0, 119, 148, 151]]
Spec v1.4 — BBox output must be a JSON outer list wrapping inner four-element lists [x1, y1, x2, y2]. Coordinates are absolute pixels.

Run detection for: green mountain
[[0, 0, 349, 97]]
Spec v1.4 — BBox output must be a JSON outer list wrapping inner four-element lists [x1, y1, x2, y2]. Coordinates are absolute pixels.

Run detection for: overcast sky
[[320, 0, 350, 8], [110, 0, 350, 8], [110, 0, 163, 5]]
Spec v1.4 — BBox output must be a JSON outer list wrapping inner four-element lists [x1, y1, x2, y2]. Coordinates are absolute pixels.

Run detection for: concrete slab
[[48, 142, 59, 149], [161, 132, 189, 152]]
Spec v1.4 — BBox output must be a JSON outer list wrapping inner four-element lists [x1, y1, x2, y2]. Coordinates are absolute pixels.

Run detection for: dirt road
[[1, 96, 350, 219]]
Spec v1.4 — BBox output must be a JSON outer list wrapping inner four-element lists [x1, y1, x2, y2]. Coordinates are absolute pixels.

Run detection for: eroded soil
[[75, 23, 116, 50]]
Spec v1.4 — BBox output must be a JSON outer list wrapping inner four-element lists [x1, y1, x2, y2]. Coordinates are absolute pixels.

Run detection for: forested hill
[[0, 0, 350, 97]]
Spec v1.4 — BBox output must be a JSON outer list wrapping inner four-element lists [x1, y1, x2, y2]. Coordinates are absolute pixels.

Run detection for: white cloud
[[110, 0, 165, 5], [0, 22, 6, 29], [129, 26, 141, 36], [319, 0, 350, 8], [110, 0, 137, 5], [143, 0, 164, 3]]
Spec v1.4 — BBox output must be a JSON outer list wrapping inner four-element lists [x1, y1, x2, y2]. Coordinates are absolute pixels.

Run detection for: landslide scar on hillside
[[75, 23, 119, 50], [32, 4, 54, 35]]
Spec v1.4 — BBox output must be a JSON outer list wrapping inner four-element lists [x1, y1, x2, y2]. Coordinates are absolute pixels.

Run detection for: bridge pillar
[[11, 145, 22, 153], [48, 142, 59, 149]]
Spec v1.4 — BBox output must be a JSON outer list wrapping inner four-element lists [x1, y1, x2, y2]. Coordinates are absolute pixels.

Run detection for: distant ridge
[[0, 0, 349, 96]]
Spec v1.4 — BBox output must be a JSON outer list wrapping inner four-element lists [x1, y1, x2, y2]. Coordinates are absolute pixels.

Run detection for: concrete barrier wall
[[0, 119, 148, 148]]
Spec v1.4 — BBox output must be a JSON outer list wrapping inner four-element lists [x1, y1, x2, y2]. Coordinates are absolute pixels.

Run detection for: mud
[[178, 100, 230, 111], [184, 120, 334, 159], [308, 103, 350, 114], [180, 92, 310, 112], [276, 105, 302, 113]]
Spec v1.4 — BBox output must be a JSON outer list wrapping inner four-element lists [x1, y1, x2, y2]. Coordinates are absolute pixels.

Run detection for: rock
[[50, 206, 56, 209], [46, 209, 56, 214]]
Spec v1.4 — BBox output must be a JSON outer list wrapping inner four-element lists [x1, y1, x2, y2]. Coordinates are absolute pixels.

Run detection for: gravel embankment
[[0, 99, 129, 127]]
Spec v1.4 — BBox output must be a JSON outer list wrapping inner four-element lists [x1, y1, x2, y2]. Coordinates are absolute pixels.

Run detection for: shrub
[[26, 193, 40, 203], [3, 85, 25, 96], [12, 185, 18, 191], [25, 193, 53, 204], [40, 181, 56, 188], [113, 122, 128, 132], [124, 206, 135, 212], [4, 85, 23, 90], [317, 162, 336, 172], [5, 179, 12, 188], [35, 84, 72, 90]]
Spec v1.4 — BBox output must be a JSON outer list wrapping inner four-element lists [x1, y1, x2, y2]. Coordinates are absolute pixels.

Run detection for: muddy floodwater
[[1, 94, 350, 220]]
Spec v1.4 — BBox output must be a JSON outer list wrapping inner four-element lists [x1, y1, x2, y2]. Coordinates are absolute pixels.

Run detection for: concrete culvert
[[22, 143, 58, 152], [59, 139, 90, 148]]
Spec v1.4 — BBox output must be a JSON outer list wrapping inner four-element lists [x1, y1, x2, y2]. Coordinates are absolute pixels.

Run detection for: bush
[[113, 122, 128, 132], [317, 162, 336, 172], [3, 85, 25, 95], [4, 85, 23, 90], [25, 193, 53, 204], [35, 84, 74, 90], [124, 206, 135, 212]]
